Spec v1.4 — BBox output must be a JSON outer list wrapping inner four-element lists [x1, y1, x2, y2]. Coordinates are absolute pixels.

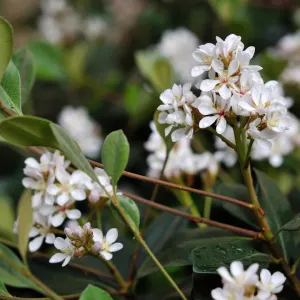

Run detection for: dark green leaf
[[17, 189, 32, 262], [214, 183, 259, 230], [80, 285, 113, 300], [50, 123, 99, 183], [12, 48, 36, 103], [0, 282, 11, 296], [255, 169, 295, 261], [0, 60, 21, 114], [111, 195, 140, 229], [192, 239, 270, 274], [0, 116, 56, 147], [28, 40, 67, 81], [101, 130, 129, 186], [279, 214, 300, 232], [0, 243, 41, 292], [0, 18, 13, 81], [137, 228, 237, 278]]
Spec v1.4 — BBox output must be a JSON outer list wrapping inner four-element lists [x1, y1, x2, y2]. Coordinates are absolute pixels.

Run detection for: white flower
[[215, 34, 244, 59], [247, 119, 276, 151], [47, 167, 90, 206], [58, 106, 103, 158], [87, 168, 113, 203], [158, 27, 200, 83], [217, 261, 259, 288], [211, 284, 246, 300], [40, 0, 68, 15], [49, 237, 75, 267], [50, 205, 82, 228], [158, 83, 196, 141], [83, 17, 108, 41], [256, 269, 286, 299], [200, 59, 239, 99], [265, 103, 291, 133], [92, 228, 123, 260], [198, 93, 229, 134], [29, 214, 55, 252], [192, 43, 216, 77]]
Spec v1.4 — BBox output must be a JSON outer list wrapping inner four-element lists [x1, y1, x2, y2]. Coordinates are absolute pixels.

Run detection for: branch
[[87, 159, 252, 209], [122, 191, 261, 239]]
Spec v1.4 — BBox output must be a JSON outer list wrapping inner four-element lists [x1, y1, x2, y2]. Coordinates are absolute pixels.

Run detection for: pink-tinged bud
[[64, 228, 72, 237], [83, 222, 91, 231], [91, 242, 102, 253], [74, 227, 84, 239]]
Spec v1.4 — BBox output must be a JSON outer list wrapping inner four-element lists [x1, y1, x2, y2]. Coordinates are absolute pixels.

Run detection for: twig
[[87, 159, 252, 209], [122, 191, 261, 239]]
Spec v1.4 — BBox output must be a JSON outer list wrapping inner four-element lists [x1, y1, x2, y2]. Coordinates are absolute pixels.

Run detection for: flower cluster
[[157, 27, 201, 83], [39, 0, 108, 45], [15, 151, 113, 252], [212, 261, 286, 300], [157, 34, 293, 154], [58, 106, 103, 158], [144, 121, 218, 179], [49, 223, 123, 266]]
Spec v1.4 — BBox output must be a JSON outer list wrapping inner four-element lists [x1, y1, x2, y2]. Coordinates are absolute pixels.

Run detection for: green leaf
[[135, 50, 174, 93], [111, 195, 140, 229], [0, 116, 100, 184], [279, 214, 300, 232], [0, 243, 41, 292], [214, 183, 259, 230], [17, 189, 32, 262], [0, 195, 15, 241], [80, 285, 113, 300], [12, 48, 36, 103], [101, 130, 129, 186], [255, 169, 295, 261], [154, 110, 174, 152], [50, 123, 99, 183], [0, 60, 22, 114], [0, 116, 56, 147], [0, 18, 13, 81], [0, 282, 11, 296], [192, 239, 270, 274], [137, 228, 236, 278], [28, 40, 66, 81]]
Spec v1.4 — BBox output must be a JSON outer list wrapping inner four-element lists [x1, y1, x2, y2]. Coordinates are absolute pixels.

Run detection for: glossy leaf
[[279, 214, 300, 232], [0, 282, 11, 296], [255, 169, 295, 260], [28, 40, 66, 81], [12, 48, 36, 103], [0, 116, 56, 147], [0, 243, 41, 292], [0, 60, 21, 114], [111, 195, 140, 230], [17, 189, 32, 262], [50, 123, 99, 183], [137, 228, 237, 278], [79, 285, 113, 300], [101, 130, 129, 186], [192, 239, 270, 274], [0, 18, 13, 81], [214, 183, 259, 230]]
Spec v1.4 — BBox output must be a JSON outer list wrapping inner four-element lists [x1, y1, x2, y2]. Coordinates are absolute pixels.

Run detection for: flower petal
[[100, 251, 113, 260], [108, 243, 123, 252], [51, 212, 65, 227], [45, 233, 56, 244], [62, 256, 72, 267], [66, 209, 81, 220], [199, 115, 218, 128], [200, 79, 219, 92], [29, 235, 44, 252], [49, 253, 68, 264], [106, 228, 118, 244], [216, 116, 227, 134], [92, 228, 104, 244]]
